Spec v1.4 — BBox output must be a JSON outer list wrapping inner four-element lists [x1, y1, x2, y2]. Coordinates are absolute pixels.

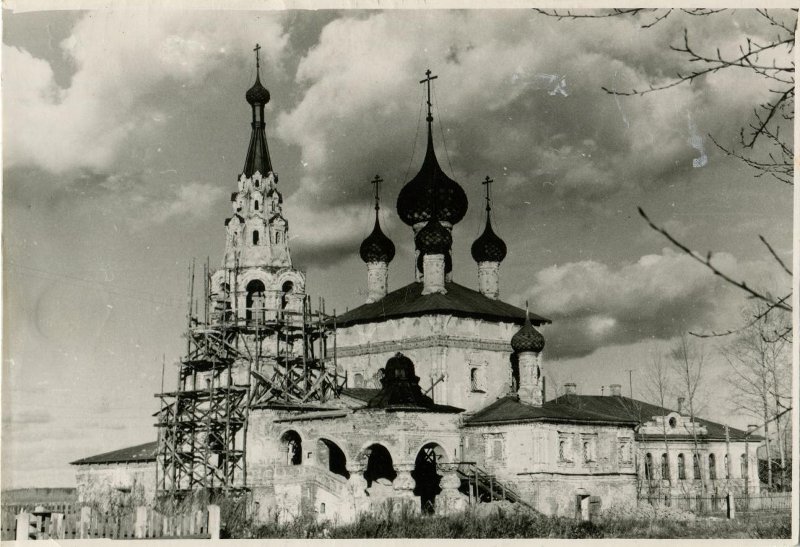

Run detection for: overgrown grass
[[247, 506, 791, 539]]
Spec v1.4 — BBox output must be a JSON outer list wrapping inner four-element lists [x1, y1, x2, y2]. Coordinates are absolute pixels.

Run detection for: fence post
[[15, 512, 32, 541], [207, 505, 220, 540], [51, 513, 65, 539], [726, 492, 735, 519], [79, 507, 91, 539], [135, 506, 147, 539]]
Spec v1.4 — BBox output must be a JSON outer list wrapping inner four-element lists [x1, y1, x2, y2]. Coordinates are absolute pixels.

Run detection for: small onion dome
[[359, 217, 396, 263], [511, 315, 545, 353], [245, 75, 271, 105], [382, 352, 419, 387], [414, 218, 452, 256], [396, 129, 468, 226], [471, 217, 507, 263], [417, 250, 452, 274]]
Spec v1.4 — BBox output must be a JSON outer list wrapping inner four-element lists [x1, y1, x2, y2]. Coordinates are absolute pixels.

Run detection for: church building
[[71, 51, 761, 523]]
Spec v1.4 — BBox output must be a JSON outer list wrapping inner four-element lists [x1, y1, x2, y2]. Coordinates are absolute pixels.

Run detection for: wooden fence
[[638, 491, 791, 518], [1, 504, 220, 541]]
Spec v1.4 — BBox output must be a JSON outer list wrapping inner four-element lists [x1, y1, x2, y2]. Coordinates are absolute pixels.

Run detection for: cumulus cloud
[[3, 11, 288, 174], [270, 10, 784, 259], [521, 248, 783, 359]]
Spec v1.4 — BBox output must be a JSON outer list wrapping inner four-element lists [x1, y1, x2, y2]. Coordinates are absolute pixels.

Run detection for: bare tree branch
[[638, 207, 791, 312]]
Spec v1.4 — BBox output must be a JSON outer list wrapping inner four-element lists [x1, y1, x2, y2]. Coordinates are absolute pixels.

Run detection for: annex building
[[72, 53, 761, 523]]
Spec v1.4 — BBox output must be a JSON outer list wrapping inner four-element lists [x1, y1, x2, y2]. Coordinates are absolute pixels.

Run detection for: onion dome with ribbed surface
[[245, 74, 271, 105], [511, 313, 545, 353], [471, 216, 507, 263], [415, 218, 452, 255], [360, 213, 395, 263]]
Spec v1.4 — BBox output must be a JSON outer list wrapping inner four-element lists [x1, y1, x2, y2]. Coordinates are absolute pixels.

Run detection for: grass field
[[245, 505, 791, 539]]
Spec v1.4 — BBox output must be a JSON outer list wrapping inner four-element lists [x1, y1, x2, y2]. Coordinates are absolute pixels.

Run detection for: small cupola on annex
[[510, 304, 546, 406], [359, 175, 396, 303]]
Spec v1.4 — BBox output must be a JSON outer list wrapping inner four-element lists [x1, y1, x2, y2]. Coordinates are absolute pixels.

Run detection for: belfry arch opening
[[317, 439, 350, 479], [280, 430, 302, 466], [413, 442, 447, 514], [280, 281, 294, 310], [363, 444, 396, 488], [245, 279, 266, 322]]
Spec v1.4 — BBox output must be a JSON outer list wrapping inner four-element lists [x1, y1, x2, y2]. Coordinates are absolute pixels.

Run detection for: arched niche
[[280, 430, 302, 466]]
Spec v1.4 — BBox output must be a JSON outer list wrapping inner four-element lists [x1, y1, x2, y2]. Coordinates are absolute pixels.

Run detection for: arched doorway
[[280, 430, 302, 466], [363, 444, 396, 487], [413, 442, 447, 514], [246, 280, 266, 322], [317, 439, 350, 479]]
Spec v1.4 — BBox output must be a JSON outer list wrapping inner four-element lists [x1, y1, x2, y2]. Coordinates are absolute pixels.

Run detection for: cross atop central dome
[[396, 70, 468, 227]]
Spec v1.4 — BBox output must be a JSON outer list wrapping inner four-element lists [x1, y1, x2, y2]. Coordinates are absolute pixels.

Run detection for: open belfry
[[72, 48, 762, 523]]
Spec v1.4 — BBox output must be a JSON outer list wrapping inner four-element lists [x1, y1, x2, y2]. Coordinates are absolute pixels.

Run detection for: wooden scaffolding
[[155, 262, 342, 498]]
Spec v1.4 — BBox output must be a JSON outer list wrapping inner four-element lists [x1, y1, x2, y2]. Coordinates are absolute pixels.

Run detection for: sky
[[2, 8, 794, 488]]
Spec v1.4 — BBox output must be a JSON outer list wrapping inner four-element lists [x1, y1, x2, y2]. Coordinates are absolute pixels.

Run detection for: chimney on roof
[[609, 384, 622, 397], [564, 383, 576, 395], [677, 397, 685, 414]]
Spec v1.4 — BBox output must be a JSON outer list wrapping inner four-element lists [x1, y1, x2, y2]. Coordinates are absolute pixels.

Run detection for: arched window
[[254, 200, 259, 211], [708, 453, 717, 480], [724, 454, 730, 479], [469, 368, 484, 392], [740, 454, 748, 478], [583, 442, 591, 463], [252, 230, 260, 245], [693, 453, 701, 479], [644, 453, 653, 480], [661, 453, 669, 479], [317, 439, 349, 479], [678, 454, 686, 479], [559, 441, 566, 462], [281, 431, 302, 466], [353, 373, 364, 388], [245, 279, 266, 322], [280, 281, 294, 310]]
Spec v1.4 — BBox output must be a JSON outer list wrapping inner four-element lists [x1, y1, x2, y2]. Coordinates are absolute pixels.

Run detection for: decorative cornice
[[336, 334, 513, 357]]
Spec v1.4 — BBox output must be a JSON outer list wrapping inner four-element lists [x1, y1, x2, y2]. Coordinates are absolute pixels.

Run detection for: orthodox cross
[[254, 43, 261, 73], [371, 174, 383, 211], [482, 176, 494, 212], [419, 69, 438, 122]]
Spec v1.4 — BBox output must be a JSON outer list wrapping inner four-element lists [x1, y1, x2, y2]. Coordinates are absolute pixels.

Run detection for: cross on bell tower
[[253, 43, 261, 73]]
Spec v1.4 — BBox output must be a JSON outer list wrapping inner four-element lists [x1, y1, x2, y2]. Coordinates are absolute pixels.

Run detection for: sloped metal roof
[[71, 441, 157, 465], [464, 396, 639, 427], [335, 281, 549, 328]]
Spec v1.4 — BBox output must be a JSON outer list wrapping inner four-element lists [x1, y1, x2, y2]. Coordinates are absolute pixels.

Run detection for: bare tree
[[721, 302, 791, 490], [670, 333, 708, 493], [642, 349, 674, 494], [535, 8, 795, 339]]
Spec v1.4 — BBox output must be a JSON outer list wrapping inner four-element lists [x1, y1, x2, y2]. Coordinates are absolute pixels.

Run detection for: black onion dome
[[245, 75, 271, 105], [417, 250, 452, 274], [471, 217, 507, 263], [396, 129, 468, 226], [511, 315, 545, 353], [415, 219, 452, 255], [360, 216, 396, 263]]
